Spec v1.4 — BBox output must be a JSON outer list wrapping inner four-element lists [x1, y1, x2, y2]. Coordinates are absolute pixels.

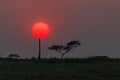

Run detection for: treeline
[[0, 56, 120, 63]]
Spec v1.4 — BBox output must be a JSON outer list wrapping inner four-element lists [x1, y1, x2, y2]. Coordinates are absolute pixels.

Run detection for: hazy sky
[[0, 0, 120, 58]]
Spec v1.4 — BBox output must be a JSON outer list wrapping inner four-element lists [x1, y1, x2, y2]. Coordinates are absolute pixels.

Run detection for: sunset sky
[[0, 0, 120, 58]]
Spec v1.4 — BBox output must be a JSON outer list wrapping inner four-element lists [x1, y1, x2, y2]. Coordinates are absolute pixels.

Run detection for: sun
[[32, 22, 50, 39]]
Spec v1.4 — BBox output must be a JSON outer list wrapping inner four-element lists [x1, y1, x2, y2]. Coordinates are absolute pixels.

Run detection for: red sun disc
[[32, 22, 50, 39]]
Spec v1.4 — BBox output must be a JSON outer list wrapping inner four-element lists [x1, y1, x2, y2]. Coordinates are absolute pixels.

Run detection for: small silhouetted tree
[[48, 40, 80, 59], [9, 54, 20, 59]]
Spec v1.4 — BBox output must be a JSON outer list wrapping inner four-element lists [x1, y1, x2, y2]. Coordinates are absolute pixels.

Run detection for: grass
[[0, 58, 120, 80]]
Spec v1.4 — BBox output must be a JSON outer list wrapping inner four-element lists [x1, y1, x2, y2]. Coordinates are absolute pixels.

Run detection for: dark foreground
[[0, 58, 120, 80]]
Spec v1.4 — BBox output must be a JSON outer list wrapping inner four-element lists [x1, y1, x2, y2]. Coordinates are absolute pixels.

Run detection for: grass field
[[0, 58, 120, 80]]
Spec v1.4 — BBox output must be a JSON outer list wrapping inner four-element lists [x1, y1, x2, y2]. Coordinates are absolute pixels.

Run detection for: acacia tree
[[9, 54, 20, 59], [48, 40, 80, 59]]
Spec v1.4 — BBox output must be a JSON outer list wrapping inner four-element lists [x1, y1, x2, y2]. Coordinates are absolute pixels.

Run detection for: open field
[[0, 58, 120, 80]]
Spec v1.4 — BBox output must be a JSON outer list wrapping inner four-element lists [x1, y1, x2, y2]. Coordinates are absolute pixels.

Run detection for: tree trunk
[[38, 38, 41, 60], [61, 54, 64, 59]]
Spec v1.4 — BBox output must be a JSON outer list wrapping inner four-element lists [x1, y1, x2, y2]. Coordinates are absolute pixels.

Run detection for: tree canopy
[[48, 40, 80, 59]]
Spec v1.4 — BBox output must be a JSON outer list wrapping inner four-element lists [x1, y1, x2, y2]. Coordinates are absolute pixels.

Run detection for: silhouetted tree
[[48, 40, 80, 59], [9, 54, 20, 59], [87, 56, 110, 60]]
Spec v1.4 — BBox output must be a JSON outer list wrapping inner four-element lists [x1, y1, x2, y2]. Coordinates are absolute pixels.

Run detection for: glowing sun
[[32, 22, 50, 39]]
